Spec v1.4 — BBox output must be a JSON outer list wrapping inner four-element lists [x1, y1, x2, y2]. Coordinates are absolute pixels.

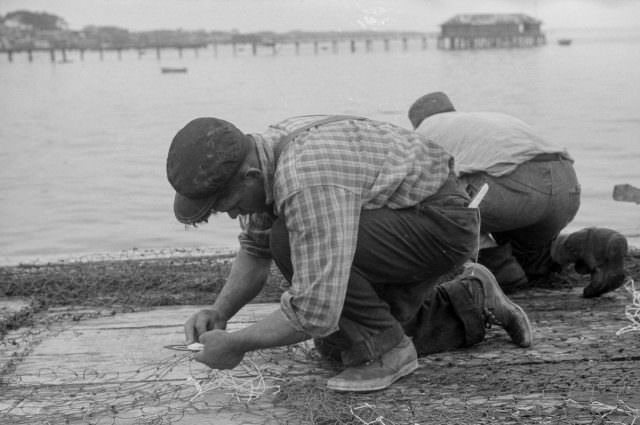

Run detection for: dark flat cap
[[408, 92, 455, 129], [167, 117, 250, 224]]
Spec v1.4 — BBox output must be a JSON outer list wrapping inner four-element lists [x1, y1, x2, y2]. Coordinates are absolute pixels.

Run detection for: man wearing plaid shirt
[[167, 115, 533, 392]]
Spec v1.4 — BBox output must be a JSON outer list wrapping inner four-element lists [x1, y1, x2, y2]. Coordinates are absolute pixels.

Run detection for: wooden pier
[[0, 34, 434, 63]]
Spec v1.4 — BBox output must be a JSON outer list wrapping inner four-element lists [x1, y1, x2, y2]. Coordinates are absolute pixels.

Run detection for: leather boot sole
[[327, 358, 418, 392], [327, 336, 419, 392]]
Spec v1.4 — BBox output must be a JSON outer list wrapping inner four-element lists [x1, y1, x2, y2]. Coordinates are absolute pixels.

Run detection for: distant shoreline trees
[[3, 10, 68, 31]]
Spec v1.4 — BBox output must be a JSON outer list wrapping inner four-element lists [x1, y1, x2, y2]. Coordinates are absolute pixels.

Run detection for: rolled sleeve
[[279, 185, 360, 337]]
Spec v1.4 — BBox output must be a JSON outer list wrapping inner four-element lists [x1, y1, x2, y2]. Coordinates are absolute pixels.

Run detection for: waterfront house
[[437, 14, 546, 50]]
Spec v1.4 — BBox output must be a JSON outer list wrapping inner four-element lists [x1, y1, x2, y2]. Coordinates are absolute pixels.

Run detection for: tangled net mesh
[[1, 346, 297, 424], [4, 353, 208, 424], [616, 277, 640, 336], [0, 334, 403, 425], [2, 251, 639, 424]]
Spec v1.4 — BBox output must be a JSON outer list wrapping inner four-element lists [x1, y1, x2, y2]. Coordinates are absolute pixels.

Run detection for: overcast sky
[[1, 0, 639, 32]]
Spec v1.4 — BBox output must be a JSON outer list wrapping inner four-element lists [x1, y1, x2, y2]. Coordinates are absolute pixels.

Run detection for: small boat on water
[[558, 38, 572, 46], [161, 67, 188, 74]]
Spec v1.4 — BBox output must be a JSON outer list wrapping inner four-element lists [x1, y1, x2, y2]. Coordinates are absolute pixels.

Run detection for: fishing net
[[1, 331, 408, 425], [616, 277, 640, 336], [0, 343, 312, 424]]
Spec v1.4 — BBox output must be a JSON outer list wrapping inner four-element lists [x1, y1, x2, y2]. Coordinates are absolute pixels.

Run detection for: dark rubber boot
[[551, 227, 628, 298]]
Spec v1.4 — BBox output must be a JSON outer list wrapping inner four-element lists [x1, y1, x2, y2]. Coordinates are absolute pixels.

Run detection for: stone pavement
[[1, 285, 639, 424]]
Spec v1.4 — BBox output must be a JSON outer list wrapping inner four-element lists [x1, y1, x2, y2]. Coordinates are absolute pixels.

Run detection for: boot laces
[[483, 307, 503, 329]]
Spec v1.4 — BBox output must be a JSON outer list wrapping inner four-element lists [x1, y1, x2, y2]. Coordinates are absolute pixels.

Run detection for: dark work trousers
[[462, 157, 581, 279], [269, 177, 485, 366]]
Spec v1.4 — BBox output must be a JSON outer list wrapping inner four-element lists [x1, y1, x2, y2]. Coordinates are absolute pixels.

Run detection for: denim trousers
[[462, 158, 581, 278], [269, 177, 485, 365]]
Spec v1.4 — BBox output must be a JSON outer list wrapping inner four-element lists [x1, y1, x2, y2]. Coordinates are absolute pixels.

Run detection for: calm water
[[1, 28, 639, 265]]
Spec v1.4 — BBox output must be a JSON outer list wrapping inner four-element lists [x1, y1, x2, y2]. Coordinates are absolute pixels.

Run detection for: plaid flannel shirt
[[238, 115, 452, 337]]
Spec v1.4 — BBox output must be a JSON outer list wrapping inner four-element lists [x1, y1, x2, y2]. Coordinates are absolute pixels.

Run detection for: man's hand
[[184, 309, 227, 344], [191, 309, 309, 370], [194, 330, 244, 370]]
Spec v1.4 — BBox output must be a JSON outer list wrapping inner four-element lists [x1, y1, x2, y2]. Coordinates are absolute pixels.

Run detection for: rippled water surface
[[1, 28, 639, 264]]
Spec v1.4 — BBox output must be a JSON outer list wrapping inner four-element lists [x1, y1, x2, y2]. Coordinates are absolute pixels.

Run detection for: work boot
[[478, 243, 528, 292], [462, 263, 533, 347], [551, 227, 628, 298], [326, 335, 418, 392]]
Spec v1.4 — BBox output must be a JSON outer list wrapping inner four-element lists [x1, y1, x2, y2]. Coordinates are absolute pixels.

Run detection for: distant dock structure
[[0, 32, 433, 63], [437, 14, 546, 50]]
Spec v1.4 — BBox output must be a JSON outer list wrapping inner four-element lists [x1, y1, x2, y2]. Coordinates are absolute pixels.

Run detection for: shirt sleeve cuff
[[279, 291, 339, 338]]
